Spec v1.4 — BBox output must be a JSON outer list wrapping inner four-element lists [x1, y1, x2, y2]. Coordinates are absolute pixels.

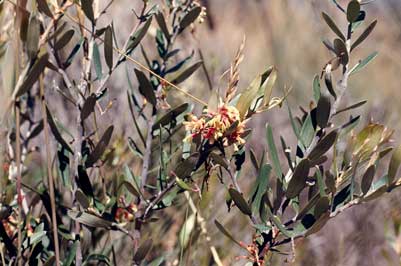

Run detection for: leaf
[[152, 103, 189, 130], [209, 152, 229, 169], [67, 210, 112, 228], [170, 61, 202, 85], [351, 20, 377, 51], [75, 189, 90, 209], [83, 254, 110, 266], [324, 72, 337, 99], [81, 0, 95, 23], [214, 220, 242, 246], [265, 206, 294, 238], [26, 16, 40, 59], [325, 170, 336, 194], [46, 106, 74, 154], [316, 95, 331, 129], [54, 30, 75, 50], [36, 0, 53, 18], [93, 42, 103, 80], [322, 12, 345, 41], [133, 239, 153, 262], [125, 17, 153, 58], [313, 196, 330, 218], [361, 164, 375, 195], [334, 100, 367, 115], [104, 26, 113, 72], [85, 125, 114, 167], [155, 12, 170, 41], [266, 124, 282, 179], [236, 71, 264, 118], [228, 188, 252, 216], [179, 6, 202, 31], [286, 159, 310, 199], [179, 213, 196, 248], [251, 164, 272, 215], [174, 153, 198, 179], [312, 75, 321, 102], [80, 94, 97, 121], [176, 177, 192, 191], [64, 37, 84, 68], [388, 145, 401, 185], [347, 0, 360, 23], [15, 53, 48, 98], [308, 130, 338, 161], [134, 69, 157, 106], [122, 180, 140, 198], [77, 165, 94, 198], [350, 51, 378, 76], [262, 66, 277, 106], [63, 241, 78, 266], [300, 114, 315, 149], [333, 38, 348, 64]]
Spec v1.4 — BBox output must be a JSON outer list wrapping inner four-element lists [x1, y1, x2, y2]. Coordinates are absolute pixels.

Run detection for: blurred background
[[2, 0, 401, 265]]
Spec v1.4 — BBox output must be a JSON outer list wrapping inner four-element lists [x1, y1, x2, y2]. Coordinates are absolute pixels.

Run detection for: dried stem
[[15, 104, 22, 266], [184, 192, 224, 266], [39, 75, 60, 265]]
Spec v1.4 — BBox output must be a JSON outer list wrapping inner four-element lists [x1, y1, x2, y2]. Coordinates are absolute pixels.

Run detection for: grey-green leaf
[[81, 0, 95, 23], [347, 0, 361, 23], [179, 6, 202, 31], [308, 130, 338, 161], [351, 20, 377, 52], [85, 126, 114, 167], [104, 26, 113, 72], [171, 61, 202, 85], [133, 239, 153, 262], [349, 51, 378, 75], [80, 94, 97, 121], [27, 16, 40, 59], [54, 30, 75, 50], [134, 69, 157, 106], [228, 188, 252, 216], [36, 0, 53, 18], [388, 145, 401, 186], [361, 164, 375, 195], [266, 124, 283, 180], [15, 53, 48, 98], [286, 159, 310, 199], [316, 95, 331, 129], [322, 12, 345, 41], [214, 220, 241, 247], [67, 210, 112, 228]]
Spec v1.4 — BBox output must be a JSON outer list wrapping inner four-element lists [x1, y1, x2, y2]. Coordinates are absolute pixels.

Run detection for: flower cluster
[[184, 104, 246, 150]]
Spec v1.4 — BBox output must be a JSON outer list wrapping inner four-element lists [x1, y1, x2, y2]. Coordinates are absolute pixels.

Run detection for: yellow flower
[[183, 104, 246, 149]]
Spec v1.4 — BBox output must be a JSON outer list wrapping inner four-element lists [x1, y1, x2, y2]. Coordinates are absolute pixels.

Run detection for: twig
[[15, 103, 22, 266], [142, 179, 176, 219], [184, 192, 224, 266], [39, 75, 60, 266], [140, 115, 155, 192]]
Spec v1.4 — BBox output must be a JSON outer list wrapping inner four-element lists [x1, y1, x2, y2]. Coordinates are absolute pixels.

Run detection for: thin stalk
[[15, 104, 22, 266], [39, 75, 60, 265]]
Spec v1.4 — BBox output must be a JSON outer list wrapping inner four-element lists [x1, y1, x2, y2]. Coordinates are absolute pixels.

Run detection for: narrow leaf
[[351, 20, 377, 51], [228, 188, 252, 216], [286, 159, 311, 199], [322, 12, 345, 41], [104, 26, 113, 72], [85, 126, 114, 167], [134, 69, 157, 106]]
